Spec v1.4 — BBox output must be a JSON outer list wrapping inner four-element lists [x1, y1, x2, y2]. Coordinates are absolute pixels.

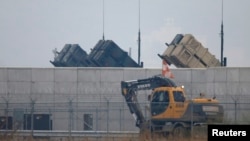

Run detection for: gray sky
[[0, 0, 249, 68]]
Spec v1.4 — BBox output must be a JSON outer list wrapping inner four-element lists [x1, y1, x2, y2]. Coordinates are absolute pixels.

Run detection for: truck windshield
[[151, 91, 169, 116], [173, 91, 185, 102]]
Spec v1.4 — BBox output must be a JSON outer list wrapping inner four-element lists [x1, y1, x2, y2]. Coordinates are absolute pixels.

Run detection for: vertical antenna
[[138, 0, 141, 66], [129, 47, 131, 57], [102, 0, 105, 40], [220, 0, 224, 66]]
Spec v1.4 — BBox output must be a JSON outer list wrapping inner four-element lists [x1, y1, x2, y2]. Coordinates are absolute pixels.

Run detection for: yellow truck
[[121, 75, 224, 138]]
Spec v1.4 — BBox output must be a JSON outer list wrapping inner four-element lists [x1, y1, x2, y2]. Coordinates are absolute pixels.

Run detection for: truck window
[[151, 91, 169, 115], [173, 91, 185, 102]]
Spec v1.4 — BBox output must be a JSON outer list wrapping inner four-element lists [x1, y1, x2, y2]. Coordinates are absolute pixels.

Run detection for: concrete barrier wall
[[0, 67, 250, 131]]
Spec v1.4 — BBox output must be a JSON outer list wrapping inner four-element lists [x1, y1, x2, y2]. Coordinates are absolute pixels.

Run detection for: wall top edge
[[0, 67, 249, 70]]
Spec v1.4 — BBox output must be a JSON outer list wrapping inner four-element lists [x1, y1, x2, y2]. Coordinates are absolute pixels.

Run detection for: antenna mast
[[102, 0, 105, 40], [138, 0, 141, 66], [220, 0, 224, 66]]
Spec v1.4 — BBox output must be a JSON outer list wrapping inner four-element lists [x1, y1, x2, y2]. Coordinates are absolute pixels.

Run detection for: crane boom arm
[[121, 75, 176, 128]]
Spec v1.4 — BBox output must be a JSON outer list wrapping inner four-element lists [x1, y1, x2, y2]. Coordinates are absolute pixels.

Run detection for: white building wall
[[0, 67, 250, 131]]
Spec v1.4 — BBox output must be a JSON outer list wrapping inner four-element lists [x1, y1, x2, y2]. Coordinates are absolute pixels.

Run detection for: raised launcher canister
[[50, 44, 90, 67], [162, 34, 221, 68], [87, 40, 140, 67], [50, 40, 141, 68]]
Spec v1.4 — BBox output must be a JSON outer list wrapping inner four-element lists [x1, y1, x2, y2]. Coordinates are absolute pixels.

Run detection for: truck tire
[[172, 125, 188, 139]]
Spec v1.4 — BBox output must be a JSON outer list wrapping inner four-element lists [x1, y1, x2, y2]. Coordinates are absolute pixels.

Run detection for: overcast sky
[[0, 0, 249, 68]]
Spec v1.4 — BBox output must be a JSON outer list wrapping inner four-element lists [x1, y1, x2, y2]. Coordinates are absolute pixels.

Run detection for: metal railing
[[0, 100, 250, 139]]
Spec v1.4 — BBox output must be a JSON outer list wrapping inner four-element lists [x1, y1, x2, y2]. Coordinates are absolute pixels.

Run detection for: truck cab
[[150, 87, 186, 119]]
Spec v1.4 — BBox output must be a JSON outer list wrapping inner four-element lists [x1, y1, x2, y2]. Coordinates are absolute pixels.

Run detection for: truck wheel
[[163, 132, 171, 138], [172, 125, 188, 139]]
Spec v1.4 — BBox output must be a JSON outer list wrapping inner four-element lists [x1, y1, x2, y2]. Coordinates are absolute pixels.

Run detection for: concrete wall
[[0, 67, 250, 131]]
